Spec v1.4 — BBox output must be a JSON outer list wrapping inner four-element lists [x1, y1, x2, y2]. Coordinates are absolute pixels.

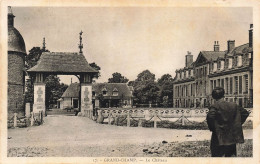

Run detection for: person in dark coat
[[207, 87, 249, 157]]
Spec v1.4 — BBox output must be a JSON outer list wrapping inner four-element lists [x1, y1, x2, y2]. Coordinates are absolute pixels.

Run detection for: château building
[[173, 24, 253, 108]]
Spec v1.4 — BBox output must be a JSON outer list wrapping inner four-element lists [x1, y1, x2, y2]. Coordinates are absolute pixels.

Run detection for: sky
[[12, 7, 252, 84]]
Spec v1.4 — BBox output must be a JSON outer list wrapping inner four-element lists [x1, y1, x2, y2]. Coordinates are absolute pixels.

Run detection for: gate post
[[154, 115, 157, 128], [127, 112, 130, 127], [80, 74, 93, 117], [33, 73, 46, 115]]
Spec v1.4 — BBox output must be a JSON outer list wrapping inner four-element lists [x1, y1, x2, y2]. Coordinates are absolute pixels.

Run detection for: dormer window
[[112, 88, 118, 96], [177, 72, 180, 79], [228, 58, 233, 69], [213, 62, 217, 72], [237, 55, 242, 67], [220, 60, 224, 70], [102, 88, 107, 96]]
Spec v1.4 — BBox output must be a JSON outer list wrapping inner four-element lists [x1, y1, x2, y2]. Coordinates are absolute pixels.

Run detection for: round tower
[[8, 6, 26, 118]]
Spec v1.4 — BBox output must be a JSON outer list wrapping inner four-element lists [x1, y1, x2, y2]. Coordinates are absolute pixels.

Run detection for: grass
[[143, 139, 253, 157]]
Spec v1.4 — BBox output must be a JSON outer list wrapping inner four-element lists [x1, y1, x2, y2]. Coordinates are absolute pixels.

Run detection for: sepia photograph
[[1, 0, 260, 163]]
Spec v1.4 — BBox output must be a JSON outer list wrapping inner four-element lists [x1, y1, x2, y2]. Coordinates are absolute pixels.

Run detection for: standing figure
[[207, 87, 249, 157]]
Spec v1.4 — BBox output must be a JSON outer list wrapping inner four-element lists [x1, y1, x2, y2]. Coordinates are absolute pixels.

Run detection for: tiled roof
[[62, 83, 133, 98], [8, 27, 26, 54], [93, 83, 133, 98], [227, 43, 249, 56], [200, 51, 226, 61], [62, 82, 80, 98], [27, 52, 98, 74]]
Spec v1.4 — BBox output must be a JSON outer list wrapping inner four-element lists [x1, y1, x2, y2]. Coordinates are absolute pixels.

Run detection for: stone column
[[81, 83, 93, 117], [25, 103, 30, 118], [33, 83, 46, 115]]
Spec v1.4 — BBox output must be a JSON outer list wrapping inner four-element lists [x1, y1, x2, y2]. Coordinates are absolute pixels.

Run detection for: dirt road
[[7, 115, 252, 157]]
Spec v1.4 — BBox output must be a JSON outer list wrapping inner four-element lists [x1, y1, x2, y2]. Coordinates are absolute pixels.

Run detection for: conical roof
[[8, 6, 26, 54]]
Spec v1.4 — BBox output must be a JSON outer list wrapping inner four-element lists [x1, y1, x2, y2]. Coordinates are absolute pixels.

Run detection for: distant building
[[8, 6, 27, 118], [173, 24, 253, 108], [59, 83, 134, 109]]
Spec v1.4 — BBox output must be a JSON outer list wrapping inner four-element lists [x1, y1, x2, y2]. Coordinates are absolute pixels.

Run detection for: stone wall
[[8, 51, 25, 118]]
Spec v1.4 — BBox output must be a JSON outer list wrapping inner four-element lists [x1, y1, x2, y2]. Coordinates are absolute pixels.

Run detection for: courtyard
[[8, 114, 253, 157]]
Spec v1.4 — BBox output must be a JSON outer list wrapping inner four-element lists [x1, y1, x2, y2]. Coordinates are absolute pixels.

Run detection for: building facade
[[173, 24, 253, 108], [60, 82, 134, 109], [8, 7, 27, 118]]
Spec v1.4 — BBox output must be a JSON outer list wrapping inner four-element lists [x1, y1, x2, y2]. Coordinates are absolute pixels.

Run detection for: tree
[[157, 74, 173, 86], [132, 70, 159, 106], [157, 74, 174, 107], [25, 47, 49, 69], [89, 62, 101, 79], [136, 70, 155, 83], [108, 72, 129, 83]]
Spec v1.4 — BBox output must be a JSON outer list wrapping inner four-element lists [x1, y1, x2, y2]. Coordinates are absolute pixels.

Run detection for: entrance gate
[[27, 52, 98, 117]]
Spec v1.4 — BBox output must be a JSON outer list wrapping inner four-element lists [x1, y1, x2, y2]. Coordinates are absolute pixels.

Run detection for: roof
[[61, 83, 133, 98], [8, 26, 26, 54], [200, 51, 226, 61], [27, 52, 98, 74], [227, 43, 250, 56], [93, 83, 133, 98], [62, 82, 80, 98]]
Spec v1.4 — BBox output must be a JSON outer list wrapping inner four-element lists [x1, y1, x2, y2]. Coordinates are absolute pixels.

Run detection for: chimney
[[227, 40, 235, 53], [214, 41, 219, 52], [249, 24, 253, 48], [8, 6, 15, 27], [185, 51, 193, 67]]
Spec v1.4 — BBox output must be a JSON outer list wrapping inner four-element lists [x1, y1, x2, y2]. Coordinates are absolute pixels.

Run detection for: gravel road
[[8, 115, 252, 157]]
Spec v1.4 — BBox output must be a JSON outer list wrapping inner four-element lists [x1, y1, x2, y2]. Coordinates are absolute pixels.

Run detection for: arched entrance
[[27, 52, 98, 117]]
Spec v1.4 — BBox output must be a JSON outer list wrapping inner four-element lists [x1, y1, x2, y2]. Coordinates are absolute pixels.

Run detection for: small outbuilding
[[59, 82, 133, 109]]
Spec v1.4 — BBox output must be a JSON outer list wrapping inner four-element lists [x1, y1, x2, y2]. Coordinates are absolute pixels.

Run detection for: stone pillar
[[33, 83, 46, 115], [25, 103, 30, 118], [81, 83, 93, 116], [95, 99, 99, 108]]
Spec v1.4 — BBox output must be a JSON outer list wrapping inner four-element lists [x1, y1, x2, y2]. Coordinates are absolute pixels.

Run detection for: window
[[217, 61, 220, 70], [220, 60, 224, 70], [230, 78, 233, 94], [92, 91, 95, 96], [112, 88, 118, 96], [234, 76, 238, 94], [239, 76, 242, 94], [237, 55, 242, 66], [225, 78, 229, 94], [213, 62, 217, 72], [191, 84, 193, 96], [102, 88, 107, 96], [221, 79, 224, 88], [210, 80, 213, 93], [244, 74, 248, 93], [217, 79, 220, 87], [228, 58, 233, 69]]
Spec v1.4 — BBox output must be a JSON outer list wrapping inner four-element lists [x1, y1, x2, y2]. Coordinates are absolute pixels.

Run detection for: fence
[[7, 110, 44, 128], [97, 108, 253, 128]]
